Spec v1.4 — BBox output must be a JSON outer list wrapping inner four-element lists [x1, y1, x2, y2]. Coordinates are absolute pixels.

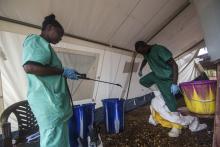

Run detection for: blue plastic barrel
[[102, 98, 125, 134], [68, 103, 95, 147], [68, 113, 78, 147]]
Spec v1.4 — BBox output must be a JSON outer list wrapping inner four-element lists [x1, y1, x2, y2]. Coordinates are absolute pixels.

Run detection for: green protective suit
[[140, 44, 177, 112], [22, 34, 72, 147]]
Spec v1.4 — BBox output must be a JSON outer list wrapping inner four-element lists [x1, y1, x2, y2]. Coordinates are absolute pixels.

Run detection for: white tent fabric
[[0, 0, 189, 50], [0, 0, 205, 56], [0, 31, 27, 108], [0, 73, 2, 98], [176, 49, 201, 84], [0, 31, 27, 131], [149, 4, 204, 57]]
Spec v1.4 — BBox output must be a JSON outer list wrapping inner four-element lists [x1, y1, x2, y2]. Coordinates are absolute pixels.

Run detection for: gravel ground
[[99, 105, 213, 147]]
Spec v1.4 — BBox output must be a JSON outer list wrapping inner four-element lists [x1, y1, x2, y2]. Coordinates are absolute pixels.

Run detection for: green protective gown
[[23, 34, 72, 147], [139, 44, 177, 112]]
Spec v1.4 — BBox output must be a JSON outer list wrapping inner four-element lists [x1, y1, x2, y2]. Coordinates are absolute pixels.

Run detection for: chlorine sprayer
[[76, 73, 122, 88]]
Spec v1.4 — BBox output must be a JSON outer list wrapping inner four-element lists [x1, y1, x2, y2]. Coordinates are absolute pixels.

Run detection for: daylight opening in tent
[[198, 47, 208, 56]]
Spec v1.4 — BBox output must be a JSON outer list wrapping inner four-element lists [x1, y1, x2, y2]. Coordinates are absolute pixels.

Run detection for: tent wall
[[193, 0, 220, 62], [193, 1, 220, 145], [0, 18, 203, 107], [0, 31, 28, 108], [0, 21, 145, 131], [0, 74, 2, 98], [0, 19, 203, 131], [0, 20, 150, 109]]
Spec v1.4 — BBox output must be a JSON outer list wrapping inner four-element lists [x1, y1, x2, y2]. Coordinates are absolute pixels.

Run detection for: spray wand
[[76, 73, 122, 88]]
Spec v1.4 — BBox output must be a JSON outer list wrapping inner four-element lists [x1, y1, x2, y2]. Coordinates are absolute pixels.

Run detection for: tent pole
[[213, 60, 220, 146], [0, 72, 5, 111], [125, 52, 137, 100]]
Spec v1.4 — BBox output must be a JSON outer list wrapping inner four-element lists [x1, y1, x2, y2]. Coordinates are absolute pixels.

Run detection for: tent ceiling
[[149, 4, 204, 57], [0, 0, 203, 54]]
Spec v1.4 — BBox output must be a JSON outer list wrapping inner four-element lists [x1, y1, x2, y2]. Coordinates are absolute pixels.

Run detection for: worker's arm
[[140, 59, 147, 72], [23, 62, 63, 76], [23, 61, 79, 80], [167, 58, 180, 95], [138, 59, 147, 76], [167, 58, 178, 84]]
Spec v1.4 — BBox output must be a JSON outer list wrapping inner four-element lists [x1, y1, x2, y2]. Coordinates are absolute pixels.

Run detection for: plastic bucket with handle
[[179, 80, 216, 114]]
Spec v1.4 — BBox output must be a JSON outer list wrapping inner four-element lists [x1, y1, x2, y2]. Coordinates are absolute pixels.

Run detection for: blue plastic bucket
[[68, 103, 95, 147], [102, 98, 125, 134]]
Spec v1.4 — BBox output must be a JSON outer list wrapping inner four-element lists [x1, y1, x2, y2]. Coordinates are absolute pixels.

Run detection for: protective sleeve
[[22, 35, 51, 66]]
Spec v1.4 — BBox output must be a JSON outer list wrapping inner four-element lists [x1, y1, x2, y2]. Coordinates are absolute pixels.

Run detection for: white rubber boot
[[148, 115, 157, 126], [168, 128, 181, 137]]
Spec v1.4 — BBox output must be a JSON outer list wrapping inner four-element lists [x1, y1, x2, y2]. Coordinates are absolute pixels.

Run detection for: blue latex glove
[[62, 68, 78, 80], [171, 84, 180, 95]]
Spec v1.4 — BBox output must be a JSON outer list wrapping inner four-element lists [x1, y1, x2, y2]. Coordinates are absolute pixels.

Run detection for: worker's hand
[[171, 84, 180, 95], [138, 70, 143, 77], [62, 68, 79, 80]]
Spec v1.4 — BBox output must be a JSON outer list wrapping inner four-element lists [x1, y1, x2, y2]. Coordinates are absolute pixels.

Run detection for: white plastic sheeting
[[149, 91, 207, 132], [176, 49, 201, 84]]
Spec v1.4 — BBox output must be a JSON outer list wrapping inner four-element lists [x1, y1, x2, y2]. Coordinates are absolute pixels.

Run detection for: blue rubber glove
[[171, 84, 180, 95], [62, 68, 78, 80]]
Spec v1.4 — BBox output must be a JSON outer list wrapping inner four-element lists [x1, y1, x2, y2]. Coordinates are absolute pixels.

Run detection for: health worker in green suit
[[135, 41, 180, 112], [22, 14, 78, 147]]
